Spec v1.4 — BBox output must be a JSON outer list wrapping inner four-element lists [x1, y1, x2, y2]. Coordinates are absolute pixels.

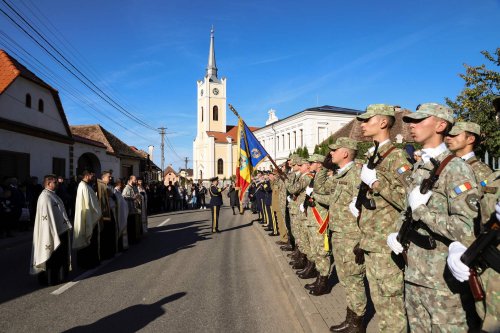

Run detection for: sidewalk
[[249, 214, 378, 333]]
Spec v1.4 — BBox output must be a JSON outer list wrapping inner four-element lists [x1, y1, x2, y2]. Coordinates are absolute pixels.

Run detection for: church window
[[38, 99, 44, 112], [276, 136, 280, 152], [25, 93, 31, 108], [300, 129, 303, 146], [217, 158, 223, 174], [213, 106, 218, 121], [201, 107, 203, 122]]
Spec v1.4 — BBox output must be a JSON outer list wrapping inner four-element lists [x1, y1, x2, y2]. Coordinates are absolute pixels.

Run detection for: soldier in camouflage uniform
[[281, 157, 297, 251], [287, 158, 314, 270], [297, 154, 329, 287], [446, 121, 492, 195], [285, 156, 302, 257], [387, 103, 480, 332], [269, 170, 283, 238], [313, 137, 368, 332], [356, 104, 410, 332]]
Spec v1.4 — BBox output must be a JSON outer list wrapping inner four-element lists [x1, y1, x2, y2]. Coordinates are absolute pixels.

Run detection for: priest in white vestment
[[31, 175, 72, 285], [73, 171, 102, 269], [113, 179, 129, 250]]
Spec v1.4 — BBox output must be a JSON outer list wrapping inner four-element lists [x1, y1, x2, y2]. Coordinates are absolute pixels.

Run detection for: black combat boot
[[298, 262, 317, 279], [304, 273, 319, 291], [296, 259, 311, 275], [291, 253, 307, 269], [330, 308, 355, 332], [309, 275, 329, 296]]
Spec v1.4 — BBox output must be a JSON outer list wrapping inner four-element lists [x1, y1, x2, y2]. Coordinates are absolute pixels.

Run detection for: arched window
[[38, 99, 44, 112], [217, 158, 223, 174], [25, 94, 31, 108], [201, 107, 203, 122], [213, 105, 218, 121]]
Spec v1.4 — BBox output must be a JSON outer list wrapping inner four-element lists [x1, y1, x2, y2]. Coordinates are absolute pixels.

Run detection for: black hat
[[209, 176, 218, 182]]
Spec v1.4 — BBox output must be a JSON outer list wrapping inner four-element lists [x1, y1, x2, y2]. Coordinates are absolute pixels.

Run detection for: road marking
[[51, 253, 122, 295], [158, 218, 171, 227]]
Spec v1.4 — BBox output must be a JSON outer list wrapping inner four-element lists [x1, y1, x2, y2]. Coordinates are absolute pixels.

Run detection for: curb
[[251, 217, 330, 333]]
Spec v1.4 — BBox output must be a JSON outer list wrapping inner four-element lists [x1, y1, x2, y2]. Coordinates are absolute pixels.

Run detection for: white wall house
[[253, 106, 361, 169], [0, 50, 73, 182]]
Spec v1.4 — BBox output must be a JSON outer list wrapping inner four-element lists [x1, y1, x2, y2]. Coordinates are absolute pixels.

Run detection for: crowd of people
[[248, 101, 499, 332]]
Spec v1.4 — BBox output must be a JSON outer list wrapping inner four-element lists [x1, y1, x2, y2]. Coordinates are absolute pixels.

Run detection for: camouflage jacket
[[287, 172, 313, 217], [480, 170, 500, 226], [465, 155, 492, 196], [404, 149, 479, 290], [359, 142, 412, 253], [314, 163, 362, 239]]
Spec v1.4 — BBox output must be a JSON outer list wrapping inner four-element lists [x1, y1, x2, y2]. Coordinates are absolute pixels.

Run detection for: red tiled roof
[[207, 124, 259, 144], [70, 125, 142, 159], [72, 134, 107, 148], [164, 165, 177, 175], [0, 49, 72, 139]]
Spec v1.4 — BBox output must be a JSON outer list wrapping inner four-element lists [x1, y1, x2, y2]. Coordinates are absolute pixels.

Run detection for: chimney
[[148, 145, 154, 161]]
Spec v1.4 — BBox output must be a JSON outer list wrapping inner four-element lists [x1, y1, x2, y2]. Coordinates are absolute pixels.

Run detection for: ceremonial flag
[[236, 118, 268, 201]]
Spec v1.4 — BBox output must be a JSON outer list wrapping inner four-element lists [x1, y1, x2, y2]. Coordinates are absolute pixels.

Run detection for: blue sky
[[1, 0, 499, 170]]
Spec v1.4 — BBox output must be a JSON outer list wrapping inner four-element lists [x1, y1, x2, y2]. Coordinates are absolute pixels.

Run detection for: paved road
[[0, 206, 303, 333]]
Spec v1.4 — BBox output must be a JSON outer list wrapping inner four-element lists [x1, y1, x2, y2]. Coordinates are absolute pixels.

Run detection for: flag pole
[[228, 104, 287, 180]]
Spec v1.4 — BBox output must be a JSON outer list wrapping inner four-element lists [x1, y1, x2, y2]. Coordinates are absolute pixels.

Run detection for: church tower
[[193, 28, 229, 182], [196, 27, 227, 134]]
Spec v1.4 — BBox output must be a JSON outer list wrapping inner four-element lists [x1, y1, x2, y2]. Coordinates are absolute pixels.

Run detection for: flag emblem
[[480, 179, 488, 187], [454, 182, 473, 194], [397, 165, 411, 174]]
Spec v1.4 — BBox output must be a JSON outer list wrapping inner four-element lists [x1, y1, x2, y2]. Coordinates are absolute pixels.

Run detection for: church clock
[[213, 88, 219, 95]]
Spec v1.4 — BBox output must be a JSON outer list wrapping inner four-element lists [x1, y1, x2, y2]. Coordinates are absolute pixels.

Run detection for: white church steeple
[[206, 27, 218, 82]]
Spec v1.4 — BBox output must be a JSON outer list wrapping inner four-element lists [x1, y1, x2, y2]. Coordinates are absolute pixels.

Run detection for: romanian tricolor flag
[[236, 118, 268, 201]]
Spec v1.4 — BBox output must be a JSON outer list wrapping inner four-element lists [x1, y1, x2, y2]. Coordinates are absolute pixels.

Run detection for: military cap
[[448, 121, 481, 136], [403, 102, 454, 123], [357, 104, 395, 120], [209, 176, 218, 182], [328, 137, 359, 151], [295, 157, 310, 165], [290, 155, 301, 166], [308, 153, 325, 163]]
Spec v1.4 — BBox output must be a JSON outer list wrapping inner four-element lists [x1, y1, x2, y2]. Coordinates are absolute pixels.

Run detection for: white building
[[0, 49, 73, 182], [253, 106, 361, 169]]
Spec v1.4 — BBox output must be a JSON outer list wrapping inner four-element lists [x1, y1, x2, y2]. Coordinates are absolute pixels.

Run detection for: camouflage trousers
[[331, 235, 366, 316], [291, 214, 311, 257], [365, 252, 406, 333], [406, 282, 468, 332], [476, 269, 499, 332], [306, 224, 330, 276]]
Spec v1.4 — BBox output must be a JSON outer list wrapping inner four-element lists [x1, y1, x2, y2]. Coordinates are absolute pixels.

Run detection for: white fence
[[482, 151, 500, 170]]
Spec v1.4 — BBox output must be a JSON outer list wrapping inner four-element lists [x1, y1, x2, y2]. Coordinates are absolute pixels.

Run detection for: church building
[[193, 29, 258, 182]]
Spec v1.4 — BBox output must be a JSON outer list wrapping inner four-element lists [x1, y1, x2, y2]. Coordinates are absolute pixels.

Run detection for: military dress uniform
[[209, 179, 223, 233], [399, 105, 480, 332], [262, 177, 275, 233], [314, 138, 368, 323]]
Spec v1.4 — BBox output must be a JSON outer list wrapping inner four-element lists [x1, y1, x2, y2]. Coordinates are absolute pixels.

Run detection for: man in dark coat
[[209, 177, 228, 233]]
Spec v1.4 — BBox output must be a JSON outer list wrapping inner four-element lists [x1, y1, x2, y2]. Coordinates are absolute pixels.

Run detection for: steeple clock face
[[212, 88, 219, 95]]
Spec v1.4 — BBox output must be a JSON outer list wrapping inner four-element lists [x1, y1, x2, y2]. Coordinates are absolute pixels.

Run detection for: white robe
[[30, 189, 72, 275], [112, 188, 129, 236], [72, 181, 102, 250]]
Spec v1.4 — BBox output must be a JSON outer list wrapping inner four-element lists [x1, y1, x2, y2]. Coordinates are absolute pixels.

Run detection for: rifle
[[302, 171, 316, 217], [397, 157, 448, 265], [460, 218, 500, 301], [355, 141, 380, 211]]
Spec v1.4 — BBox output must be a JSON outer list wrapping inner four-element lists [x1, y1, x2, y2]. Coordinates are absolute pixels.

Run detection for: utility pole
[[184, 157, 189, 172], [158, 127, 166, 180]]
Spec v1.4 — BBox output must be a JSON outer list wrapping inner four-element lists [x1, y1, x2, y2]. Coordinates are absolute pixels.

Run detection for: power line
[[0, 0, 158, 132]]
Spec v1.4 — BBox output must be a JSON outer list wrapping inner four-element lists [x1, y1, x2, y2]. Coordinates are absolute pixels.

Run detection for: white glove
[[447, 241, 470, 282], [306, 186, 314, 196], [299, 203, 305, 212], [348, 197, 359, 218], [387, 232, 404, 255], [408, 186, 432, 212], [496, 202, 500, 222], [287, 195, 292, 203], [360, 164, 378, 188]]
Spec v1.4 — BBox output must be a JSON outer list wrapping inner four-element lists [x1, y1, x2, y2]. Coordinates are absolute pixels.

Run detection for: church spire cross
[[206, 26, 218, 80]]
